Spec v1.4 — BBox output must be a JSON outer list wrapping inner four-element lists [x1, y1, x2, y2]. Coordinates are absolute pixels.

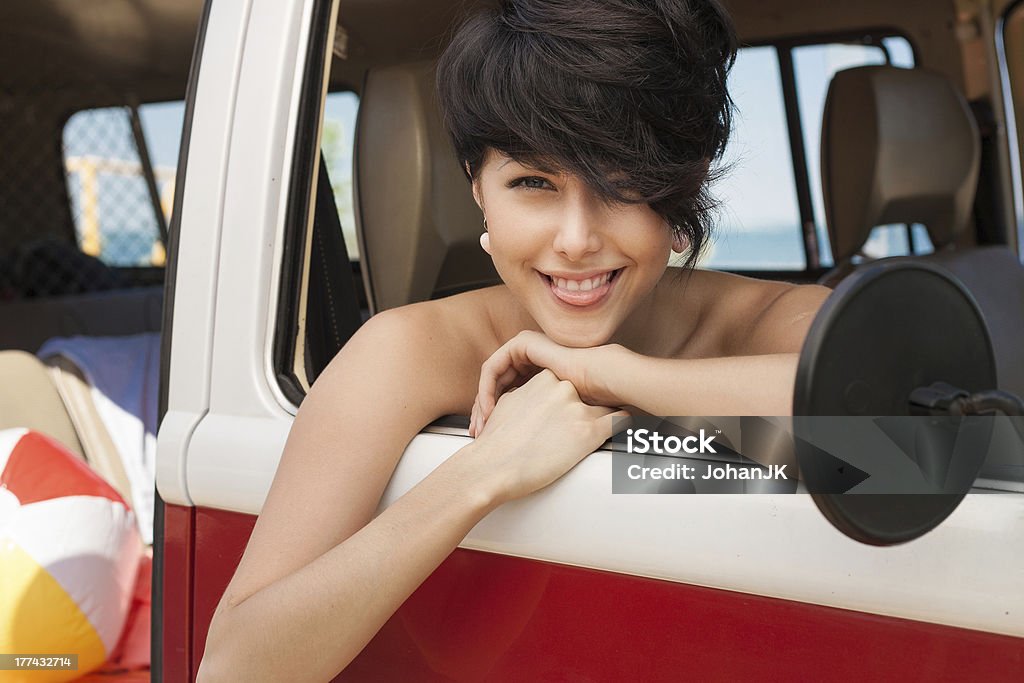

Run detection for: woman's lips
[[540, 268, 622, 307]]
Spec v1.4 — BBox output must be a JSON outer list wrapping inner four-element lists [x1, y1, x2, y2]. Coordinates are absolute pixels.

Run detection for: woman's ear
[[468, 163, 483, 209]]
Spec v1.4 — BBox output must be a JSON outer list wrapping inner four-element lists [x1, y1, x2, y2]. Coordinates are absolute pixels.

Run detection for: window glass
[[854, 223, 934, 261], [62, 102, 184, 267], [882, 36, 916, 68], [860, 224, 910, 259], [322, 91, 359, 259], [910, 223, 935, 255], [139, 100, 186, 224], [705, 46, 805, 270], [794, 37, 917, 265]]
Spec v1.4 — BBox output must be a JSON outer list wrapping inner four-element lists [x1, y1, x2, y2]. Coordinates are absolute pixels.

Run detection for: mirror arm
[[910, 382, 1024, 443], [911, 382, 1024, 417], [909, 382, 971, 415]]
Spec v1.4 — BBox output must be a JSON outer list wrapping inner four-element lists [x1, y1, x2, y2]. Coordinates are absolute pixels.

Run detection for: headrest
[[354, 60, 498, 312], [821, 66, 980, 263]]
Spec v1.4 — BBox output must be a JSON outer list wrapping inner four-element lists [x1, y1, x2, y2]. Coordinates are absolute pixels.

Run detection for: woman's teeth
[[553, 272, 613, 292], [546, 269, 619, 306]]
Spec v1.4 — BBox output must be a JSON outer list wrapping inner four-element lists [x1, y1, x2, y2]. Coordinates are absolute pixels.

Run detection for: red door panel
[[162, 503, 195, 683], [165, 505, 1024, 681]]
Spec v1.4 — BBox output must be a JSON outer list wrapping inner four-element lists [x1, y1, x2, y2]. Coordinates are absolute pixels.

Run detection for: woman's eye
[[509, 176, 553, 191]]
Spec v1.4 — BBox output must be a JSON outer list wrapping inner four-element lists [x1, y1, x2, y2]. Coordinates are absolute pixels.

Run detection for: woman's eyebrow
[[498, 157, 559, 175]]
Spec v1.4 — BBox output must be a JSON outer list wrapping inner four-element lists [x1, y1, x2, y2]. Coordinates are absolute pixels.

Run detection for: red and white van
[[1, 0, 1023, 681]]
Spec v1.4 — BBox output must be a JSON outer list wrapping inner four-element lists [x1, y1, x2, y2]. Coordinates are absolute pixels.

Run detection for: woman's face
[[473, 150, 677, 348]]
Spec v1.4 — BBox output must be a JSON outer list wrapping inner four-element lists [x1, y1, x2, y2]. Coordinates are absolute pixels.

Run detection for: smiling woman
[[197, 1, 829, 680]]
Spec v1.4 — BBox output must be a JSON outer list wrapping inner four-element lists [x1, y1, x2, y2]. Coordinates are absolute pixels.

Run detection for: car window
[[323, 91, 359, 260], [272, 6, 367, 400], [706, 46, 804, 270], [62, 101, 184, 267], [139, 100, 186, 223], [705, 35, 921, 272]]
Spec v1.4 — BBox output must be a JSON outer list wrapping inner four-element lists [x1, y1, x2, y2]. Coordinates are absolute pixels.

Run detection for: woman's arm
[[197, 307, 623, 682], [472, 339, 797, 421], [601, 350, 799, 416], [470, 284, 830, 430], [199, 441, 500, 682], [606, 284, 831, 416]]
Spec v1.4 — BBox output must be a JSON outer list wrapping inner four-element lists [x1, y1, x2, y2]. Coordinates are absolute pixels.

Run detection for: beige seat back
[[354, 60, 499, 313], [819, 65, 980, 286]]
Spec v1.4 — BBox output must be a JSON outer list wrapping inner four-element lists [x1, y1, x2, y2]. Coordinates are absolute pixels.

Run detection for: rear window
[[62, 101, 184, 267]]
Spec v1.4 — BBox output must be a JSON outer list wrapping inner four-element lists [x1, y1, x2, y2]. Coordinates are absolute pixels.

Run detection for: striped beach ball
[[0, 429, 142, 682]]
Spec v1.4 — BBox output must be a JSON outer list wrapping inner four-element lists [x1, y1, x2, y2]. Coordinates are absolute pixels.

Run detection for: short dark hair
[[436, 0, 738, 269]]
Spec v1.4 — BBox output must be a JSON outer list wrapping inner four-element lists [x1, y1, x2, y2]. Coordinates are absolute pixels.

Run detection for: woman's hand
[[469, 330, 630, 437], [468, 368, 629, 502]]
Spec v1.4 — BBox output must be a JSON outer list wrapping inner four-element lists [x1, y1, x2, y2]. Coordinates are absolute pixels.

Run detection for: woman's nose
[[552, 196, 604, 261]]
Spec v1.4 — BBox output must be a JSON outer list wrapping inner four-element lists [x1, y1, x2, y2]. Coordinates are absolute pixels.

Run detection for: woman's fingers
[[596, 408, 632, 441], [490, 365, 521, 405], [470, 372, 633, 501], [474, 332, 588, 434], [478, 346, 540, 417], [477, 346, 519, 413], [478, 369, 530, 432]]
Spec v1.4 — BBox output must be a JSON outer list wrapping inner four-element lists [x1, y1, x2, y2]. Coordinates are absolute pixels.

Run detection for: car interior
[[2, 0, 1024, 677]]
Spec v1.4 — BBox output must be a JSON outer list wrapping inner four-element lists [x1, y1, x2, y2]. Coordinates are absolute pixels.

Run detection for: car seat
[[353, 60, 499, 313]]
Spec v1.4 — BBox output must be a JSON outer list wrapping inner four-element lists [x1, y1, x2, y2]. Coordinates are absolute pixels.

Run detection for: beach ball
[[0, 429, 141, 682]]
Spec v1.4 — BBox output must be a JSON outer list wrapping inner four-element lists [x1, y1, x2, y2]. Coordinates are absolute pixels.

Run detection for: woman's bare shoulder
[[688, 268, 829, 304], [355, 288, 504, 353], [421, 285, 522, 353], [310, 288, 510, 415], [665, 269, 830, 356]]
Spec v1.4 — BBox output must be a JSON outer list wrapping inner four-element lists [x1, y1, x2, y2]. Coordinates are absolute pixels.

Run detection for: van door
[[156, 1, 1024, 681]]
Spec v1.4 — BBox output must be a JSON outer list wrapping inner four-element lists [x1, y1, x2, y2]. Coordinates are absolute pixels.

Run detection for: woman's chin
[[539, 321, 615, 349]]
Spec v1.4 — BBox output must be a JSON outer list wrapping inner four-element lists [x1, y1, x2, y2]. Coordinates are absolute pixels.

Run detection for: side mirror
[[793, 259, 1022, 545]]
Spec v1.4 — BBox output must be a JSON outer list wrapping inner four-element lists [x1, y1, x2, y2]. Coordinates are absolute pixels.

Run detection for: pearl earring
[[672, 231, 689, 254]]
